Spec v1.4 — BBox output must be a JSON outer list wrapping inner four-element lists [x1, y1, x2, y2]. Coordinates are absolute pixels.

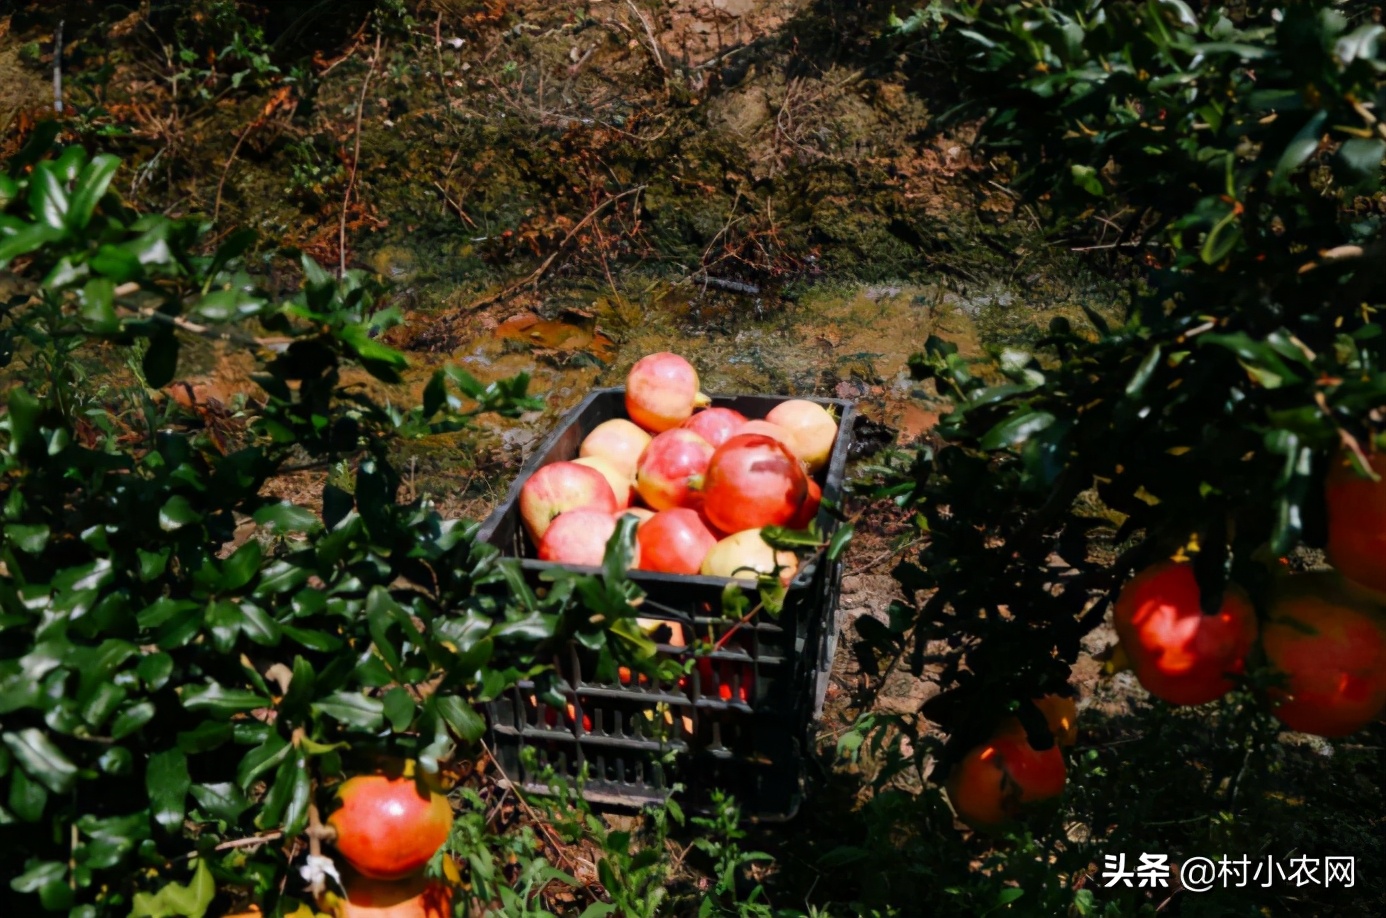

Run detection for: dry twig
[[340, 32, 384, 278]]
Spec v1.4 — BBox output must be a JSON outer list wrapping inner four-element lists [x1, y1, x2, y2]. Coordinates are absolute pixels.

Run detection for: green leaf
[[4, 523, 50, 553], [980, 409, 1057, 450], [1335, 23, 1384, 64], [158, 495, 200, 532], [1337, 138, 1386, 180], [110, 701, 156, 740], [338, 324, 410, 382], [220, 540, 263, 592], [255, 560, 309, 596], [28, 162, 70, 230], [1271, 111, 1328, 191], [236, 733, 291, 791], [80, 278, 118, 329], [1070, 163, 1103, 196], [435, 696, 486, 743], [255, 753, 310, 834], [11, 859, 66, 893], [252, 502, 322, 533], [90, 244, 142, 283], [827, 523, 855, 562], [194, 288, 265, 323], [176, 721, 233, 754], [7, 765, 49, 822], [3, 728, 78, 794], [206, 227, 257, 280], [129, 858, 216, 918], [146, 748, 191, 833], [383, 687, 416, 733], [180, 681, 268, 716], [0, 222, 65, 265], [67, 154, 120, 230], [189, 782, 250, 823], [311, 691, 385, 730], [994, 887, 1025, 907]]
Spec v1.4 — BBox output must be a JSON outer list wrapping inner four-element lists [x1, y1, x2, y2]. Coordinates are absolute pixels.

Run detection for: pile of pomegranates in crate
[[518, 352, 839, 584]]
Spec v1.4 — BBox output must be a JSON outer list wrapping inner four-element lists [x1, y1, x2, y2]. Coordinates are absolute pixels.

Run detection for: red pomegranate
[[681, 407, 748, 448], [700, 434, 809, 533], [625, 352, 710, 432], [634, 429, 715, 511], [786, 478, 823, 529], [944, 718, 1066, 832], [637, 508, 719, 575], [1261, 573, 1386, 737], [330, 871, 453, 918], [1112, 560, 1257, 706], [1324, 449, 1386, 596], [327, 768, 453, 881]]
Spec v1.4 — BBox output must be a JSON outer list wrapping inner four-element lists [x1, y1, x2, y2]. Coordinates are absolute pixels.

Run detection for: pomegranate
[[701, 434, 809, 533], [572, 455, 632, 509], [519, 461, 617, 542], [700, 528, 798, 584], [579, 418, 651, 480], [637, 508, 719, 575], [327, 768, 453, 881], [540, 699, 593, 733], [634, 429, 715, 511], [681, 407, 748, 448], [538, 509, 635, 568], [329, 876, 454, 918], [329, 872, 453, 918], [944, 718, 1066, 832], [736, 419, 799, 454], [695, 656, 754, 703], [1261, 572, 1386, 737], [765, 399, 838, 473], [1324, 449, 1386, 596], [625, 352, 710, 432], [785, 478, 823, 530], [617, 506, 656, 524], [1112, 560, 1257, 706]]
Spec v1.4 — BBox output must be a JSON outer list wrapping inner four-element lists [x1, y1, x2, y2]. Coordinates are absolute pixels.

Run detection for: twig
[[112, 282, 288, 352], [212, 126, 254, 225], [464, 184, 647, 311], [214, 830, 285, 852], [714, 600, 765, 651], [685, 273, 760, 295], [341, 32, 384, 278], [433, 181, 477, 228], [624, 0, 667, 78], [479, 742, 600, 904], [852, 537, 926, 575], [53, 21, 64, 114]]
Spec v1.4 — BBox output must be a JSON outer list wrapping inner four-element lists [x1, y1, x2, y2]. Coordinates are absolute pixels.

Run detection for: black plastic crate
[[477, 388, 854, 820]]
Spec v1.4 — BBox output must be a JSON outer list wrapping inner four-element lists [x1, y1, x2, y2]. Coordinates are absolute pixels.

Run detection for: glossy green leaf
[[146, 748, 191, 832], [252, 502, 322, 533], [3, 728, 78, 794], [4, 523, 50, 554], [67, 154, 120, 230], [180, 681, 267, 716], [980, 409, 1057, 450], [311, 691, 385, 730], [189, 782, 251, 823], [1271, 111, 1328, 191], [435, 695, 486, 743]]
